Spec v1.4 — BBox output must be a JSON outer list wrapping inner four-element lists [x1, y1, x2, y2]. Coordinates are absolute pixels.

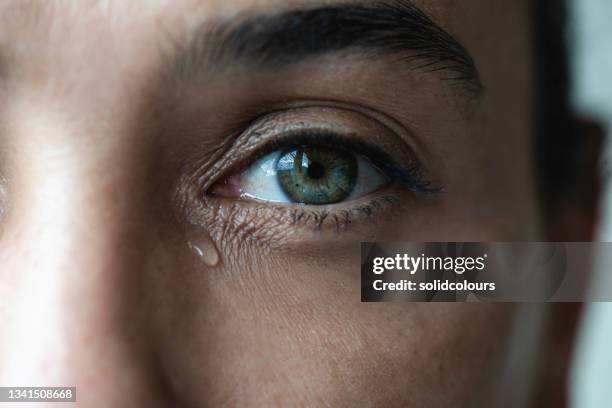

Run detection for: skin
[[0, 0, 599, 407]]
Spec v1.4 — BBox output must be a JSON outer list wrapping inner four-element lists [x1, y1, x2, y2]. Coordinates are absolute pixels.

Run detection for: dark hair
[[534, 0, 584, 214]]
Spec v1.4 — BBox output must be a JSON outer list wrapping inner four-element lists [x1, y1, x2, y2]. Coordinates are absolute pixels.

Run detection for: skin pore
[[0, 0, 595, 407]]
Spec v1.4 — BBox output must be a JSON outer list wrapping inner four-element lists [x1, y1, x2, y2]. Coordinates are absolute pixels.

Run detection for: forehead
[[0, 0, 528, 34], [0, 0, 533, 128], [0, 0, 532, 78]]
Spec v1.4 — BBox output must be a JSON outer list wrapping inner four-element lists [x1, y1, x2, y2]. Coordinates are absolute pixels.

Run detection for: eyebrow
[[174, 1, 482, 91]]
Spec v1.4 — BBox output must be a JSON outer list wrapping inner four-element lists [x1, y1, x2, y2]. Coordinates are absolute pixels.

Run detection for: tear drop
[[188, 234, 219, 267]]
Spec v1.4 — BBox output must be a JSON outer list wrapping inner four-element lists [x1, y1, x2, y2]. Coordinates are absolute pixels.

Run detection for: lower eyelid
[[192, 176, 422, 249], [207, 185, 406, 235]]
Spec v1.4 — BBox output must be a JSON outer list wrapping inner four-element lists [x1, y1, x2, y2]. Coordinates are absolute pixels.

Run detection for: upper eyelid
[[237, 100, 421, 154], [197, 103, 433, 187]]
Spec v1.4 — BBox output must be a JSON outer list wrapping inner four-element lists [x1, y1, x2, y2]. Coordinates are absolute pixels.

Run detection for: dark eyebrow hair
[[174, 1, 482, 91]]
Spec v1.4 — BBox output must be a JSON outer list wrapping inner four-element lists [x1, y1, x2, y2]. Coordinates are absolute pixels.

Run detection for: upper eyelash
[[221, 130, 441, 194]]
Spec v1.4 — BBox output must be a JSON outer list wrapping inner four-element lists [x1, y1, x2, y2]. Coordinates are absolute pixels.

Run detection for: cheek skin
[[140, 193, 525, 406], [148, 236, 518, 406]]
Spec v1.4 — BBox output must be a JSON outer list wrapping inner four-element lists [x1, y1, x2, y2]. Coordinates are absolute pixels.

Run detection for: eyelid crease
[[197, 103, 438, 188]]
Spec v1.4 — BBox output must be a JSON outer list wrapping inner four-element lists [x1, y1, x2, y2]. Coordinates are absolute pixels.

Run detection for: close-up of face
[[0, 0, 604, 407]]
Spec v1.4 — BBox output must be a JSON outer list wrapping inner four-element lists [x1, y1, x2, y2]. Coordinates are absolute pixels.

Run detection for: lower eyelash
[[187, 188, 411, 253], [287, 192, 402, 230]]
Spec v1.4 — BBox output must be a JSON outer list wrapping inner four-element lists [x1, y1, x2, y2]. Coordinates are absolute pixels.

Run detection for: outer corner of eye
[[348, 156, 391, 199]]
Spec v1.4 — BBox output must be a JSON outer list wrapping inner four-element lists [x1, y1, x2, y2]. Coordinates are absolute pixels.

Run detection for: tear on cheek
[[188, 234, 220, 267], [209, 174, 244, 198]]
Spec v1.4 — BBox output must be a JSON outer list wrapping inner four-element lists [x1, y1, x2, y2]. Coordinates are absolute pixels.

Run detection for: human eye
[[204, 105, 439, 230], [223, 141, 390, 205]]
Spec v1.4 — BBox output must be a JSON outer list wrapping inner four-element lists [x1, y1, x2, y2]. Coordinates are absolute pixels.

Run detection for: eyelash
[[286, 194, 402, 230], [204, 130, 440, 231], [219, 130, 438, 194]]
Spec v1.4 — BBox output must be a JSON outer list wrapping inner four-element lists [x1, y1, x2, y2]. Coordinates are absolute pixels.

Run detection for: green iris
[[276, 146, 358, 204]]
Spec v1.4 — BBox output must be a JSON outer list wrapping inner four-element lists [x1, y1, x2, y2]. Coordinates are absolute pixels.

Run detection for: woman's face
[[0, 0, 586, 406]]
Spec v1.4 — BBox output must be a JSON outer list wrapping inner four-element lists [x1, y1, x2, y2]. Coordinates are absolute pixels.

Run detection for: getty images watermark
[[361, 242, 603, 302]]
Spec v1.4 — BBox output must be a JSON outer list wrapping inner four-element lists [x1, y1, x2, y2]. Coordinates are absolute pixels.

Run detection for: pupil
[[306, 161, 326, 180], [276, 147, 357, 205]]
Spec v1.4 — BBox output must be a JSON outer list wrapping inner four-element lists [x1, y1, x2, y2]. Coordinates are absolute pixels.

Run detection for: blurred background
[[570, 0, 612, 406]]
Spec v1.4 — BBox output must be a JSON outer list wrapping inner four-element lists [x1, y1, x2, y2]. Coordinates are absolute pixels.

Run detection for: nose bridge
[[0, 105, 157, 397], [0, 11, 180, 405], [6, 105, 143, 273]]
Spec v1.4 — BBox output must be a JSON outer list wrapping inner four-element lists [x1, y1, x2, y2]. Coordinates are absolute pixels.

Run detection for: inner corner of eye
[[208, 151, 281, 200], [208, 170, 246, 198]]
